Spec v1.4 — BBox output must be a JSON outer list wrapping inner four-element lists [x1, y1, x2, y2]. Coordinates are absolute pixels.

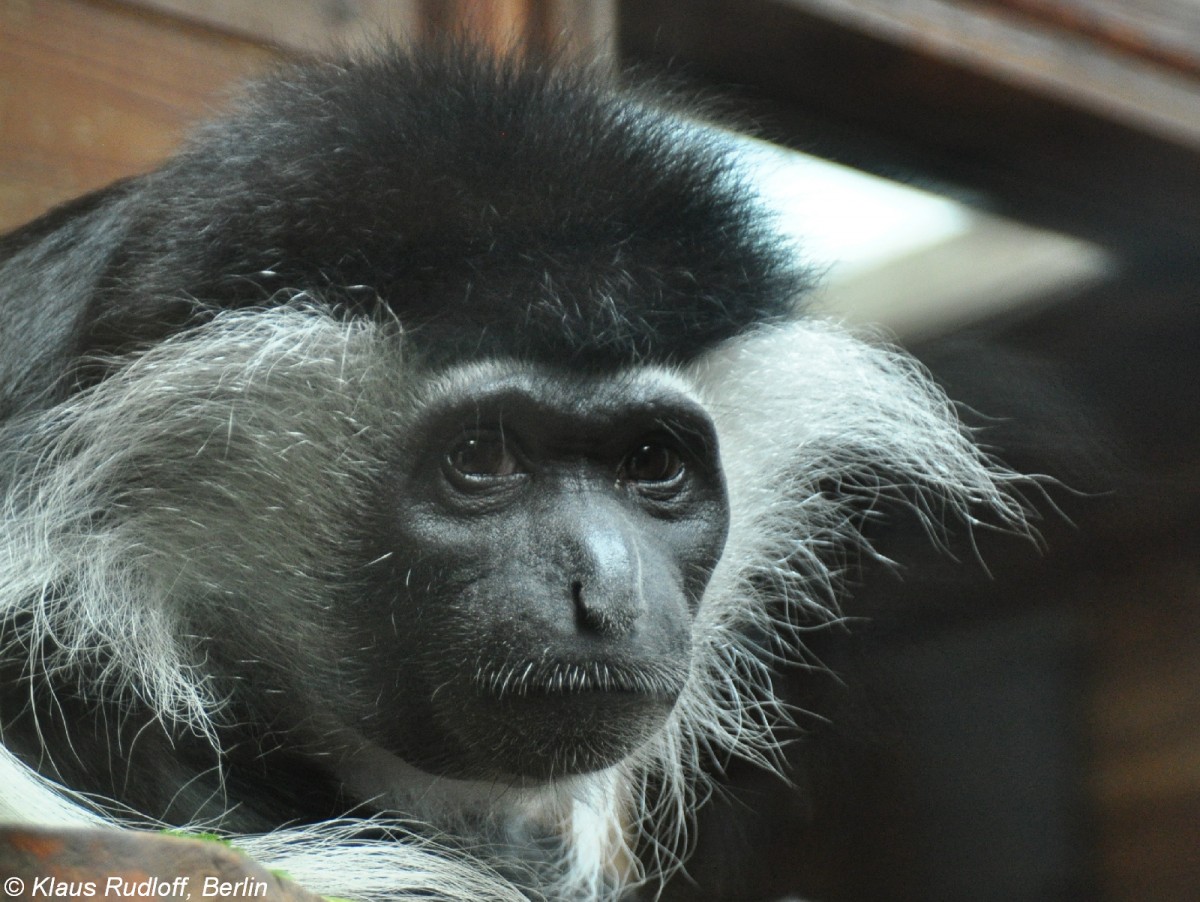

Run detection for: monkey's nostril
[[572, 578, 599, 631], [572, 579, 639, 637], [571, 579, 595, 631]]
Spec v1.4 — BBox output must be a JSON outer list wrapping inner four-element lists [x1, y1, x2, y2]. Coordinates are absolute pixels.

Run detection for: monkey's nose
[[572, 577, 640, 637]]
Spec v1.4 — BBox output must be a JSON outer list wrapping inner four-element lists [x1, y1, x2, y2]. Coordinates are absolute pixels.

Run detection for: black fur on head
[[75, 45, 804, 371]]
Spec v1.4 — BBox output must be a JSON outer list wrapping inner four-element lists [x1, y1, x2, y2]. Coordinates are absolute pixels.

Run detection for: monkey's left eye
[[446, 434, 522, 479], [620, 443, 685, 485]]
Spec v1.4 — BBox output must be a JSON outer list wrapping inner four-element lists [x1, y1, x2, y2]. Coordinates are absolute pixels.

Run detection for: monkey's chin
[[448, 689, 679, 781]]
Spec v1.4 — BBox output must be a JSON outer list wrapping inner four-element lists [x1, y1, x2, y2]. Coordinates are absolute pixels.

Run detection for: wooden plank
[[1099, 792, 1200, 902], [979, 0, 1200, 78], [618, 0, 1200, 256], [121, 0, 615, 58], [770, 0, 1200, 147], [1076, 548, 1200, 902], [414, 0, 616, 58], [121, 0, 419, 54], [0, 0, 277, 231]]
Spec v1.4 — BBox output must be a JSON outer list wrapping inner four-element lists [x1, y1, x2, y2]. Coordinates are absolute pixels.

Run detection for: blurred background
[[2, 1, 1198, 900]]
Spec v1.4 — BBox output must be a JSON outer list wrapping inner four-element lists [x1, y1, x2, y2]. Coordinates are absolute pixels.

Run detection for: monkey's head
[[136, 52, 778, 790]]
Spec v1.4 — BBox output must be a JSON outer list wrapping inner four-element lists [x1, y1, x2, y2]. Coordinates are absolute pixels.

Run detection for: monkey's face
[[357, 364, 729, 782]]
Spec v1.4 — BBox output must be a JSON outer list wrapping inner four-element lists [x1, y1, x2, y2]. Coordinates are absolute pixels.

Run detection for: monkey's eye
[[446, 434, 521, 479], [620, 443, 685, 485]]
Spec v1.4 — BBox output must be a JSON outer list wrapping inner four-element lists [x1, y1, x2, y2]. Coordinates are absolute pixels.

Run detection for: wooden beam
[[120, 0, 420, 54], [769, 0, 1200, 148], [977, 0, 1200, 80], [122, 0, 616, 58], [618, 0, 1200, 256]]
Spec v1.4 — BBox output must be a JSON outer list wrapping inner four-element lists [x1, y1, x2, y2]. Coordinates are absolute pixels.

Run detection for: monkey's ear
[[0, 178, 144, 416]]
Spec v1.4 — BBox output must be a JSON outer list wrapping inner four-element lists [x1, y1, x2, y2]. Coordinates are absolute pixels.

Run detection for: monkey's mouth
[[437, 657, 688, 780], [472, 657, 688, 700]]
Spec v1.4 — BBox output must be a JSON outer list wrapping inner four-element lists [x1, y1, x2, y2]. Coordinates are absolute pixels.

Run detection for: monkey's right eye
[[446, 434, 521, 480]]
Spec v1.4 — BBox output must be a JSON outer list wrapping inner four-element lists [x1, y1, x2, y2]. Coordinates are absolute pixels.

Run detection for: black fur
[[1, 47, 804, 419]]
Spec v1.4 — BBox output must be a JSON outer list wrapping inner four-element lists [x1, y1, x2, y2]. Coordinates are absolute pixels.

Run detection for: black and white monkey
[[0, 46, 1025, 901]]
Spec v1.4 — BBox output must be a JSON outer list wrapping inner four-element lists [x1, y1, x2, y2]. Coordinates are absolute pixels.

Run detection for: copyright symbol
[[4, 877, 23, 896]]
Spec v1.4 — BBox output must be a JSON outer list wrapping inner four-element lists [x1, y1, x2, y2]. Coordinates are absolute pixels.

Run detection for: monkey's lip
[[435, 658, 686, 779], [472, 658, 687, 700]]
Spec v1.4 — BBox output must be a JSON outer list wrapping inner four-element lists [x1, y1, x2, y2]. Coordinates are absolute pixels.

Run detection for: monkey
[[0, 45, 1026, 901]]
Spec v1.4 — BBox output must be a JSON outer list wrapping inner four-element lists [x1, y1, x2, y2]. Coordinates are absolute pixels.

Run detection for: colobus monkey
[[0, 46, 1024, 901]]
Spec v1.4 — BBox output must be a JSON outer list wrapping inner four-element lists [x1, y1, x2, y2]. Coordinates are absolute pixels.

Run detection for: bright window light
[[732, 135, 974, 279], [723, 133, 1112, 336]]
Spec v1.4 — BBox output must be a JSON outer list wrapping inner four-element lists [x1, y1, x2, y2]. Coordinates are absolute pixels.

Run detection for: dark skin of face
[[357, 370, 731, 782]]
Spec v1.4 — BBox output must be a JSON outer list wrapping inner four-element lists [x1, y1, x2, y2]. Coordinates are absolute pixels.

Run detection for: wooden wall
[[0, 0, 277, 231], [1088, 540, 1200, 899]]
